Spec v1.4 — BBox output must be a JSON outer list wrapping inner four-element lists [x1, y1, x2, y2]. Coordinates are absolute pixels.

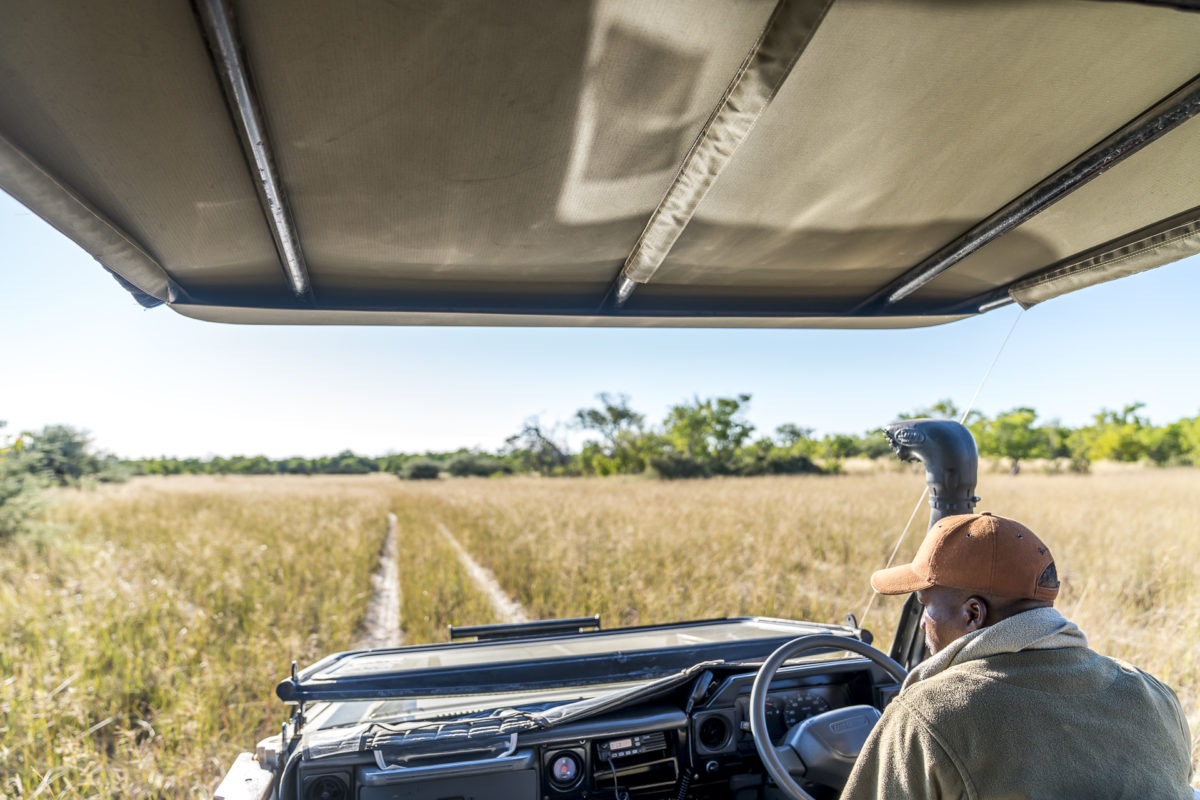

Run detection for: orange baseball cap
[[871, 512, 1059, 601]]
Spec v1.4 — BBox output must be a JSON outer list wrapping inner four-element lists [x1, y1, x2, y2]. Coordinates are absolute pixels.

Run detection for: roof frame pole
[[856, 72, 1200, 312], [195, 0, 313, 300], [607, 0, 834, 308]]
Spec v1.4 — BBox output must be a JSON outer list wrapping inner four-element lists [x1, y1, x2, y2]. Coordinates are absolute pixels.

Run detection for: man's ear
[[963, 596, 989, 631]]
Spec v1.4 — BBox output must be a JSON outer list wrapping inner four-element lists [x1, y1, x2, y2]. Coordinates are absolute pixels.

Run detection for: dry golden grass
[[2, 471, 1197, 795], [388, 471, 1200, 782], [389, 501, 495, 644], [0, 476, 394, 798]]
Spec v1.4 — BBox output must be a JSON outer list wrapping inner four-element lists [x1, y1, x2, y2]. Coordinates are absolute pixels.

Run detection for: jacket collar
[[902, 607, 1087, 691]]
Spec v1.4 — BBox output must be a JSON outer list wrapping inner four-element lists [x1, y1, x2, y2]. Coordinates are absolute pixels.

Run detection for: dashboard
[[293, 659, 899, 800]]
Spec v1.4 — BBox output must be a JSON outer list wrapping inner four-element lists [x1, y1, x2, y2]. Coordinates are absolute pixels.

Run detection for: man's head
[[871, 513, 1060, 654]]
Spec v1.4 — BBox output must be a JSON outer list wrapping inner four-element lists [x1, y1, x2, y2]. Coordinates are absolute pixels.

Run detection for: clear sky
[[1, 189, 1197, 459]]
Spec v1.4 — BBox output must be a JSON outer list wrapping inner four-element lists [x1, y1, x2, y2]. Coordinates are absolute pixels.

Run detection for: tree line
[[103, 394, 1200, 480], [3, 394, 1199, 535]]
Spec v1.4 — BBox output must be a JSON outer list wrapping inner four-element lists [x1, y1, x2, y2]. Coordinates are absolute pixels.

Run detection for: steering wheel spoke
[[749, 633, 907, 800], [772, 743, 807, 777]]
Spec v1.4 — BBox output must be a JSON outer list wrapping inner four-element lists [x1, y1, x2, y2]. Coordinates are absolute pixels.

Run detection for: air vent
[[640, 732, 666, 750], [694, 711, 735, 754], [699, 716, 729, 750], [306, 775, 347, 800]]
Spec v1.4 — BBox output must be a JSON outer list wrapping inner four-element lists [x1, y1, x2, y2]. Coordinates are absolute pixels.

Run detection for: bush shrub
[[402, 460, 441, 480], [0, 452, 46, 539], [445, 454, 512, 477], [762, 451, 822, 475], [648, 452, 709, 479]]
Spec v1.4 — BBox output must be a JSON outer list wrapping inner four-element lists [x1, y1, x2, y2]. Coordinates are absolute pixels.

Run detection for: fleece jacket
[[840, 607, 1194, 800]]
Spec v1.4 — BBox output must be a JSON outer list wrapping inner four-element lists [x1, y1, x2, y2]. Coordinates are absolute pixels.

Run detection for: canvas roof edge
[[608, 0, 835, 308], [0, 131, 178, 308], [167, 303, 973, 329]]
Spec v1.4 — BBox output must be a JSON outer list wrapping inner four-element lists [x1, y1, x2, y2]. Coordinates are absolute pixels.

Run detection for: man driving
[[840, 512, 1194, 799]]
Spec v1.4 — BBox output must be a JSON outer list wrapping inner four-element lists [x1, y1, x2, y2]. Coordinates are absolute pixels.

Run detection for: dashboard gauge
[[549, 752, 581, 787], [784, 692, 832, 726], [763, 695, 787, 742]]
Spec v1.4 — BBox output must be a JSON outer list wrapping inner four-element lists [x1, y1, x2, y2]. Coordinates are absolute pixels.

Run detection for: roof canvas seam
[[852, 71, 1200, 313], [610, 0, 835, 307]]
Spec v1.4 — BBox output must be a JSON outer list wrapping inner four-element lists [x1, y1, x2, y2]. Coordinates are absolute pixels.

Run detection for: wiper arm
[[531, 661, 725, 729]]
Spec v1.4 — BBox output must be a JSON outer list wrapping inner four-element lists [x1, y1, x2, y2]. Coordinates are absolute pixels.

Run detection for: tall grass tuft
[[0, 476, 392, 797]]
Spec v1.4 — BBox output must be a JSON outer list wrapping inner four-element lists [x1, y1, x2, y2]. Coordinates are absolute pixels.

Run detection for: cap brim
[[870, 563, 934, 595]]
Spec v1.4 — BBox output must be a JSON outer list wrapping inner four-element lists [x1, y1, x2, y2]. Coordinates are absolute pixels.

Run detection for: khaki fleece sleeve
[[840, 698, 971, 800]]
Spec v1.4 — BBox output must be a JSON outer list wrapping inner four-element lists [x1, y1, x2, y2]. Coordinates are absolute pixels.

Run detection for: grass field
[[1, 471, 1197, 796]]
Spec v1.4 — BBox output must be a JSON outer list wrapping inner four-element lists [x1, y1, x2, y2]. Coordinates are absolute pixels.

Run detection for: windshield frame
[[278, 616, 863, 703]]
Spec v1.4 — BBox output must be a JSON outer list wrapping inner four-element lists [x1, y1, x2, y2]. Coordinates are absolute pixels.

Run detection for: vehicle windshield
[[281, 617, 860, 704], [297, 666, 717, 763], [309, 681, 645, 731]]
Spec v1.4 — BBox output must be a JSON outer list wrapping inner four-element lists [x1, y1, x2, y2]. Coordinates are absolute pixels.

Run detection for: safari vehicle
[[2, 1, 1199, 798]]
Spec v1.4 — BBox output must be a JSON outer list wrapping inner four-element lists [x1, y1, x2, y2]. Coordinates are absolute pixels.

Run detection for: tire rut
[[359, 512, 404, 648], [436, 522, 528, 623]]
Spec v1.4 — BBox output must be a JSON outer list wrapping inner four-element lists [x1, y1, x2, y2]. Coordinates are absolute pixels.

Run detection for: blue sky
[[1, 189, 1197, 459]]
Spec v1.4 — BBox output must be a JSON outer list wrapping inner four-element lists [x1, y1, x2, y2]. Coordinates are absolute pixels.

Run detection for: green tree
[[773, 424, 821, 460], [821, 433, 858, 462], [1178, 413, 1200, 465], [25, 424, 100, 486], [854, 429, 894, 459], [775, 423, 814, 447], [574, 393, 649, 474], [503, 418, 571, 475], [279, 457, 314, 475], [446, 452, 511, 477], [659, 394, 755, 476], [898, 399, 960, 421], [974, 407, 1046, 474], [1083, 403, 1150, 463], [0, 422, 47, 538], [326, 450, 376, 474]]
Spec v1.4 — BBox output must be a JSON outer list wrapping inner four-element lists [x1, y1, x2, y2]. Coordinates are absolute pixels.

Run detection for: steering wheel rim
[[749, 633, 907, 800]]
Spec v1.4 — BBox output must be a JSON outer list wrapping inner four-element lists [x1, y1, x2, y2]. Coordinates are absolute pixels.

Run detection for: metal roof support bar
[[858, 72, 1200, 311], [609, 0, 834, 308], [195, 0, 312, 300]]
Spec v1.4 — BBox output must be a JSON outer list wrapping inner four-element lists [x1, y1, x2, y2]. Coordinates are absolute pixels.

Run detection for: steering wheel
[[749, 633, 907, 800]]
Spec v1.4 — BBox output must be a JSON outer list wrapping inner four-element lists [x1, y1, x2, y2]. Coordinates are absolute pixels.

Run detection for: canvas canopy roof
[[2, 0, 1199, 327]]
